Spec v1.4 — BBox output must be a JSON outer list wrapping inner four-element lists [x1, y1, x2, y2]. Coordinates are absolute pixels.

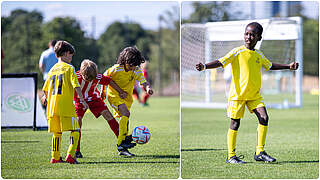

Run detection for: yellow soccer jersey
[[219, 45, 272, 100], [104, 64, 146, 103], [43, 62, 80, 118]]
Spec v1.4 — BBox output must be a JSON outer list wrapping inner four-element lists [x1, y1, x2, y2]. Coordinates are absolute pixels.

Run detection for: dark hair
[[49, 40, 57, 47], [54, 40, 75, 57], [117, 46, 145, 66], [246, 22, 263, 36]]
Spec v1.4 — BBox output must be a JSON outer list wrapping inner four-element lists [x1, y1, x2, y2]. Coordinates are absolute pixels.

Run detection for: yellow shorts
[[227, 97, 265, 119], [107, 96, 133, 118], [48, 116, 80, 133]]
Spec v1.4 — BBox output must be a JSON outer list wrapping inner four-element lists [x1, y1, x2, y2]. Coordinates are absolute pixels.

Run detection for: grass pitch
[[1, 96, 180, 179], [182, 94, 319, 179]]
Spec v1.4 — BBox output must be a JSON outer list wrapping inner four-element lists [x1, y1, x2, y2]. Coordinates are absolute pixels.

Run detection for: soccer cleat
[[117, 136, 136, 151], [50, 157, 65, 163], [226, 155, 246, 164], [75, 151, 83, 158], [117, 142, 136, 151], [65, 154, 79, 164], [254, 151, 276, 162], [118, 149, 135, 157], [124, 135, 133, 143]]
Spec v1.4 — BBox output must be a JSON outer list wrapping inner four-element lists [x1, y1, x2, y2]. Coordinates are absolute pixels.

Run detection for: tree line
[[1, 8, 180, 94]]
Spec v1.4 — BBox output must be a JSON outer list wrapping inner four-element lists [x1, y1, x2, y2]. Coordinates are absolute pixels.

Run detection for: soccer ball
[[132, 125, 151, 144]]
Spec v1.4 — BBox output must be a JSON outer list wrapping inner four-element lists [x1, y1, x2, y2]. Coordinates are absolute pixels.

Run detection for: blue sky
[[1, 1, 179, 39], [2, 1, 318, 39]]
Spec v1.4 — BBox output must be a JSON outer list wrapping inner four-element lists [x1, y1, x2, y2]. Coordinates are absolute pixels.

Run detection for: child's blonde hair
[[80, 59, 98, 81]]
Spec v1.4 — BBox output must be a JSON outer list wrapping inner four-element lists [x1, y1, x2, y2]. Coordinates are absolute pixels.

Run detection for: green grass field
[[1, 97, 180, 179], [182, 94, 319, 179]]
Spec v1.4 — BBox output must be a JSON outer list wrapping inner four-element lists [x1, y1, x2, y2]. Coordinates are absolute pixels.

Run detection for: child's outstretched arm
[[270, 62, 299, 70], [75, 87, 89, 109], [109, 79, 128, 99], [142, 82, 153, 95], [196, 60, 223, 71]]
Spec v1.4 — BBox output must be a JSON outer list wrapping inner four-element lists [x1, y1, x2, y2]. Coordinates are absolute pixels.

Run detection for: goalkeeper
[[196, 22, 299, 164], [102, 46, 153, 157], [73, 59, 131, 158]]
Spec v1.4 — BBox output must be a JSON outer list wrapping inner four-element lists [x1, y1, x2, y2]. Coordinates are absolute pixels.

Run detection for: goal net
[[181, 17, 303, 109]]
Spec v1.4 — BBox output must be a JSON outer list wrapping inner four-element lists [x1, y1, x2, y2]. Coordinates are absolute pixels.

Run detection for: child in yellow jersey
[[102, 46, 153, 157], [42, 40, 89, 164], [196, 22, 299, 164]]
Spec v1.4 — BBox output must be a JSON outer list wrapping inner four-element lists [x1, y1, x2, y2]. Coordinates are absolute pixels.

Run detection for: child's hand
[[119, 91, 128, 99], [289, 62, 299, 70], [196, 62, 204, 71], [40, 95, 47, 107], [146, 86, 153, 95], [101, 91, 106, 100]]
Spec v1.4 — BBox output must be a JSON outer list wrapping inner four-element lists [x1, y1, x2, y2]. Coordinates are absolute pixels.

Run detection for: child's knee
[[230, 119, 240, 130], [101, 110, 113, 120], [122, 111, 130, 117], [258, 114, 269, 125]]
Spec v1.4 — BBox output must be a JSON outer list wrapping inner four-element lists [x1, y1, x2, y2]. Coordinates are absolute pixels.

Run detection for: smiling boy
[[196, 22, 299, 164]]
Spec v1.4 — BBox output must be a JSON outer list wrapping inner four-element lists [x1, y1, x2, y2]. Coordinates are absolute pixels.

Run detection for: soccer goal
[[181, 17, 303, 109]]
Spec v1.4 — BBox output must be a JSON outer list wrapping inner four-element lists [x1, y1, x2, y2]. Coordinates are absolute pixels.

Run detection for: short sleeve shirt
[[43, 62, 80, 118], [39, 48, 58, 80], [104, 64, 146, 102], [218, 45, 272, 100]]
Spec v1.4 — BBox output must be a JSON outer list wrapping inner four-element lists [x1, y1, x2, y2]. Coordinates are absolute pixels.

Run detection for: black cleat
[[75, 151, 83, 158], [125, 135, 133, 143], [226, 155, 246, 164], [117, 136, 136, 151], [118, 149, 135, 157], [117, 142, 136, 151], [254, 151, 276, 162]]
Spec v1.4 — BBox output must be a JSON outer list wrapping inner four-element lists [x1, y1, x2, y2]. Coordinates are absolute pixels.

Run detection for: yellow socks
[[67, 131, 80, 158], [256, 124, 268, 155], [52, 132, 62, 160], [118, 116, 129, 146], [227, 129, 238, 159]]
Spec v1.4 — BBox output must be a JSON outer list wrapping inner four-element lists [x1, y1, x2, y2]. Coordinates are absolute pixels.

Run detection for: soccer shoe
[[118, 149, 135, 157], [226, 155, 246, 164], [124, 135, 133, 143], [75, 151, 83, 158], [65, 154, 79, 164], [50, 157, 64, 163], [117, 142, 136, 151], [254, 151, 276, 162]]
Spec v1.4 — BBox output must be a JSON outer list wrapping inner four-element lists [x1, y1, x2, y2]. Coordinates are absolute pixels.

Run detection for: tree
[[41, 17, 98, 70], [97, 21, 152, 72], [148, 6, 180, 94], [303, 18, 319, 76], [1, 9, 43, 75], [182, 2, 244, 24]]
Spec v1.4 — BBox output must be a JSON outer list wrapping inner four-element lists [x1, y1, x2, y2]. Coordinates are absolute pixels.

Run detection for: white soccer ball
[[132, 125, 151, 144]]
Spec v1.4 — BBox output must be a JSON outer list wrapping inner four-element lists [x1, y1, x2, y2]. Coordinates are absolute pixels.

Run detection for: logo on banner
[[6, 94, 32, 112]]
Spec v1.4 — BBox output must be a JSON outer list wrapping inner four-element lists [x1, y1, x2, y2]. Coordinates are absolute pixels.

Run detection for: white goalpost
[[181, 17, 303, 109]]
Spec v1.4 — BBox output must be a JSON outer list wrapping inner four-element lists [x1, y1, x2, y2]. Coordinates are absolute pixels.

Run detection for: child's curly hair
[[80, 59, 98, 81], [117, 46, 146, 66]]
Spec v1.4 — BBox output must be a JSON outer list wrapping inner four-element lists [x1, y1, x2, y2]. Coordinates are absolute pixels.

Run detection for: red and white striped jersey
[[74, 70, 110, 102]]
